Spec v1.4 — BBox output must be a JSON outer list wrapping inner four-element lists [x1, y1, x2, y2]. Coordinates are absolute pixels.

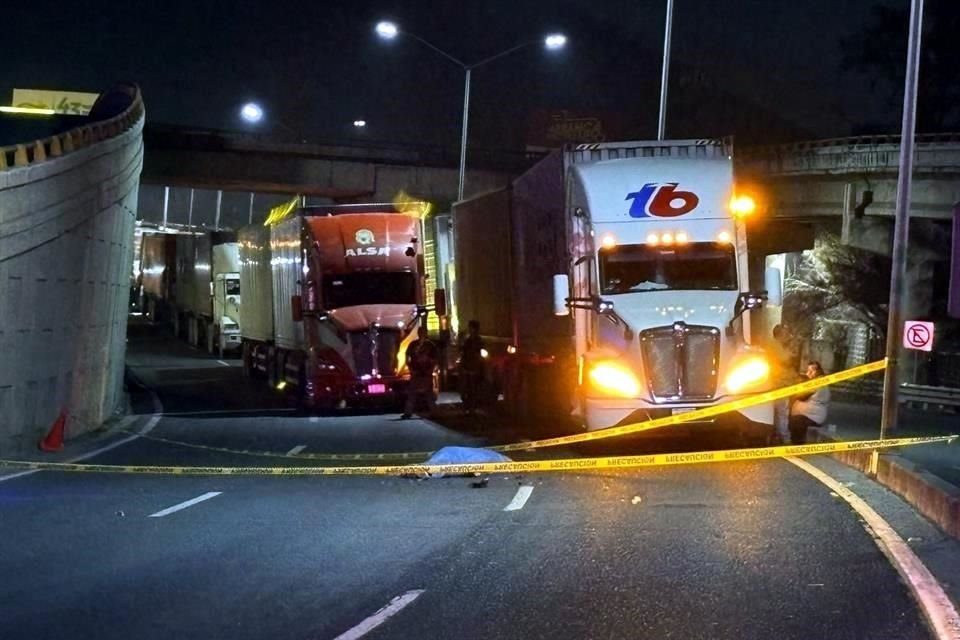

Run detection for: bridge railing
[[738, 132, 960, 176], [0, 89, 145, 171]]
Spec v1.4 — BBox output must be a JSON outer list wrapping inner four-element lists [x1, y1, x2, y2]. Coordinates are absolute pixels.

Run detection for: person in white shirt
[[789, 361, 830, 444]]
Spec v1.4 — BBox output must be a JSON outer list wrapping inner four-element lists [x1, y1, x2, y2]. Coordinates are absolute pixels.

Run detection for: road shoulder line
[[0, 392, 162, 484], [788, 456, 960, 640]]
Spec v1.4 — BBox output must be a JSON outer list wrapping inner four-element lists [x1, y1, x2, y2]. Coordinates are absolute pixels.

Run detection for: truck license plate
[[672, 408, 695, 415], [367, 384, 387, 395]]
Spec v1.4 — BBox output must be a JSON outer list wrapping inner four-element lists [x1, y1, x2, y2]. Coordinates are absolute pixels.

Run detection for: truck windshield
[[322, 272, 417, 309], [599, 242, 737, 293]]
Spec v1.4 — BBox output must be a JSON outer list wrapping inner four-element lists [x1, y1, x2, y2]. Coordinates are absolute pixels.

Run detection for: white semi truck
[[452, 139, 782, 439]]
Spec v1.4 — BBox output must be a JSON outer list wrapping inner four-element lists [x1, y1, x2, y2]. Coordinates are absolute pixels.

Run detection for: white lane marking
[[332, 590, 424, 640], [287, 445, 307, 456], [309, 416, 320, 423], [503, 486, 534, 511], [788, 457, 960, 640], [148, 491, 222, 518], [217, 360, 230, 367], [0, 395, 163, 484]]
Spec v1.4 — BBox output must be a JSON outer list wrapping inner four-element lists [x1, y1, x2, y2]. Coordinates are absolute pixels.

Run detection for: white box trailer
[[174, 230, 241, 353]]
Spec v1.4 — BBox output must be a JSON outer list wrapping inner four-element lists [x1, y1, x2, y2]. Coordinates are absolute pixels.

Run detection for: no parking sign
[[903, 321, 934, 352]]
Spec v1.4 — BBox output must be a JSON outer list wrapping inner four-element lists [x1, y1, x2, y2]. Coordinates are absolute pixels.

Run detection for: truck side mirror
[[434, 288, 447, 317], [291, 295, 303, 322], [764, 266, 783, 306], [553, 274, 570, 316]]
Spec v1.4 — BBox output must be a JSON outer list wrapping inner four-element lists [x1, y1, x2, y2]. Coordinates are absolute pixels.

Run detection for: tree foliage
[[843, 1, 960, 132], [783, 233, 891, 341]]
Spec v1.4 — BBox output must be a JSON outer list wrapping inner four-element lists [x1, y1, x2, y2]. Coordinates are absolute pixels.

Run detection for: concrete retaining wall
[[0, 89, 144, 454]]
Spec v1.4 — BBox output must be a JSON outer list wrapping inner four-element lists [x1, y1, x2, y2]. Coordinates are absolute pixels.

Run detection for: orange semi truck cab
[[239, 203, 428, 410]]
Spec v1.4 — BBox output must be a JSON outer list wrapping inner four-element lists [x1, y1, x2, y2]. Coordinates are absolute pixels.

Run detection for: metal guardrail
[[0, 86, 144, 171], [899, 383, 960, 409]]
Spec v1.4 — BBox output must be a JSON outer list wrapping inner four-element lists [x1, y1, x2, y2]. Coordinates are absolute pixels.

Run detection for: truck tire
[[242, 342, 253, 378], [206, 321, 216, 354]]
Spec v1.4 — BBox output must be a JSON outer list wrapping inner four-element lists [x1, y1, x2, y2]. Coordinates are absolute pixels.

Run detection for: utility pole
[[878, 0, 925, 456]]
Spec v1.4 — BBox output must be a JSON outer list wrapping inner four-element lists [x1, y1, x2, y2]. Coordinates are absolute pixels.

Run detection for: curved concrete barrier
[[0, 85, 145, 454]]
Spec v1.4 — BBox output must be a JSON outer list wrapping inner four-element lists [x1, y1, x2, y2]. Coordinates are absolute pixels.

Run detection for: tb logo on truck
[[625, 183, 700, 218]]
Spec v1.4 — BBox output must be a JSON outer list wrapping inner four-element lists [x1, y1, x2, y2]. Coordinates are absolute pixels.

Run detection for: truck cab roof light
[[675, 231, 689, 244], [717, 231, 732, 243], [646, 233, 659, 246], [601, 234, 617, 249], [661, 232, 674, 245]]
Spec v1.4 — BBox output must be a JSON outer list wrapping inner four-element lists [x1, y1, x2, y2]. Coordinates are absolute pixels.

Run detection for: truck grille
[[349, 329, 401, 376], [639, 323, 720, 401]]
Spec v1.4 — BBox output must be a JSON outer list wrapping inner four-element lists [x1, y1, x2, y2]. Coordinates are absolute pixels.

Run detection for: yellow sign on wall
[[12, 89, 99, 115]]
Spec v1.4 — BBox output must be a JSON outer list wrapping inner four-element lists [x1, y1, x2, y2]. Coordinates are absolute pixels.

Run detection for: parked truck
[[174, 231, 242, 354], [138, 231, 178, 324], [451, 139, 781, 438], [239, 203, 429, 410]]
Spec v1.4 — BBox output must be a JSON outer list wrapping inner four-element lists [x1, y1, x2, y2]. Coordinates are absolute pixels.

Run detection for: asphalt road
[[1, 324, 958, 639]]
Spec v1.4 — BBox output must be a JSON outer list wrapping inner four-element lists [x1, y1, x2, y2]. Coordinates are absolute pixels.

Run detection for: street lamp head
[[544, 33, 567, 50], [375, 21, 399, 40], [353, 120, 367, 128], [240, 102, 264, 124]]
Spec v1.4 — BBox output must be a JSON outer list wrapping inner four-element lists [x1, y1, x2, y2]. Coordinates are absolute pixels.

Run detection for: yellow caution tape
[[117, 359, 888, 461], [119, 430, 433, 462], [495, 358, 887, 452], [0, 435, 950, 477]]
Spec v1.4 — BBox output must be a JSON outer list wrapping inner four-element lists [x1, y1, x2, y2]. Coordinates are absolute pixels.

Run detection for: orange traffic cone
[[39, 411, 67, 452]]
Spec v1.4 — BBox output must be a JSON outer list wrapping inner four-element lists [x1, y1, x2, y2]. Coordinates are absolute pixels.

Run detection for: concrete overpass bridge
[[738, 134, 960, 324], [137, 125, 528, 229]]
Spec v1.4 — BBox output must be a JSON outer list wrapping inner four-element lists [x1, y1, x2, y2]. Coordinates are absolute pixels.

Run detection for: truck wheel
[[242, 342, 253, 378]]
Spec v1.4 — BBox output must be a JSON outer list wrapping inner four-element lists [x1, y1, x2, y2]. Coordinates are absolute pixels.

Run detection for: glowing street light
[[353, 120, 367, 128], [375, 21, 399, 40], [239, 102, 264, 124], [544, 34, 567, 50], [376, 21, 568, 200]]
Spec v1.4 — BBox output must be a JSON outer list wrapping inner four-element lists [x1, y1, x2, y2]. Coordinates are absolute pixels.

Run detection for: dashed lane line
[[788, 457, 960, 640], [287, 445, 307, 456], [148, 491, 222, 518], [503, 486, 534, 511], [331, 590, 425, 640]]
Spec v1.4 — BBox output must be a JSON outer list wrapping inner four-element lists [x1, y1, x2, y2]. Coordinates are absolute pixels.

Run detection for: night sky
[[5, 0, 954, 150]]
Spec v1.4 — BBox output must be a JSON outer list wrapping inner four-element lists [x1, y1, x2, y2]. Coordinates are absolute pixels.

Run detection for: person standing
[[459, 320, 485, 414], [402, 326, 439, 419], [789, 361, 830, 444]]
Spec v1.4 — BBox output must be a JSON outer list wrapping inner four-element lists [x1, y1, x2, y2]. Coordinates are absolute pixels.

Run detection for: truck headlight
[[724, 357, 770, 393], [589, 362, 640, 397]]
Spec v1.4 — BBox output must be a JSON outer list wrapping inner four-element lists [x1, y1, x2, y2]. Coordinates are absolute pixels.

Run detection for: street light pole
[[657, 0, 674, 141], [879, 0, 925, 446], [457, 68, 472, 202], [376, 22, 566, 202]]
